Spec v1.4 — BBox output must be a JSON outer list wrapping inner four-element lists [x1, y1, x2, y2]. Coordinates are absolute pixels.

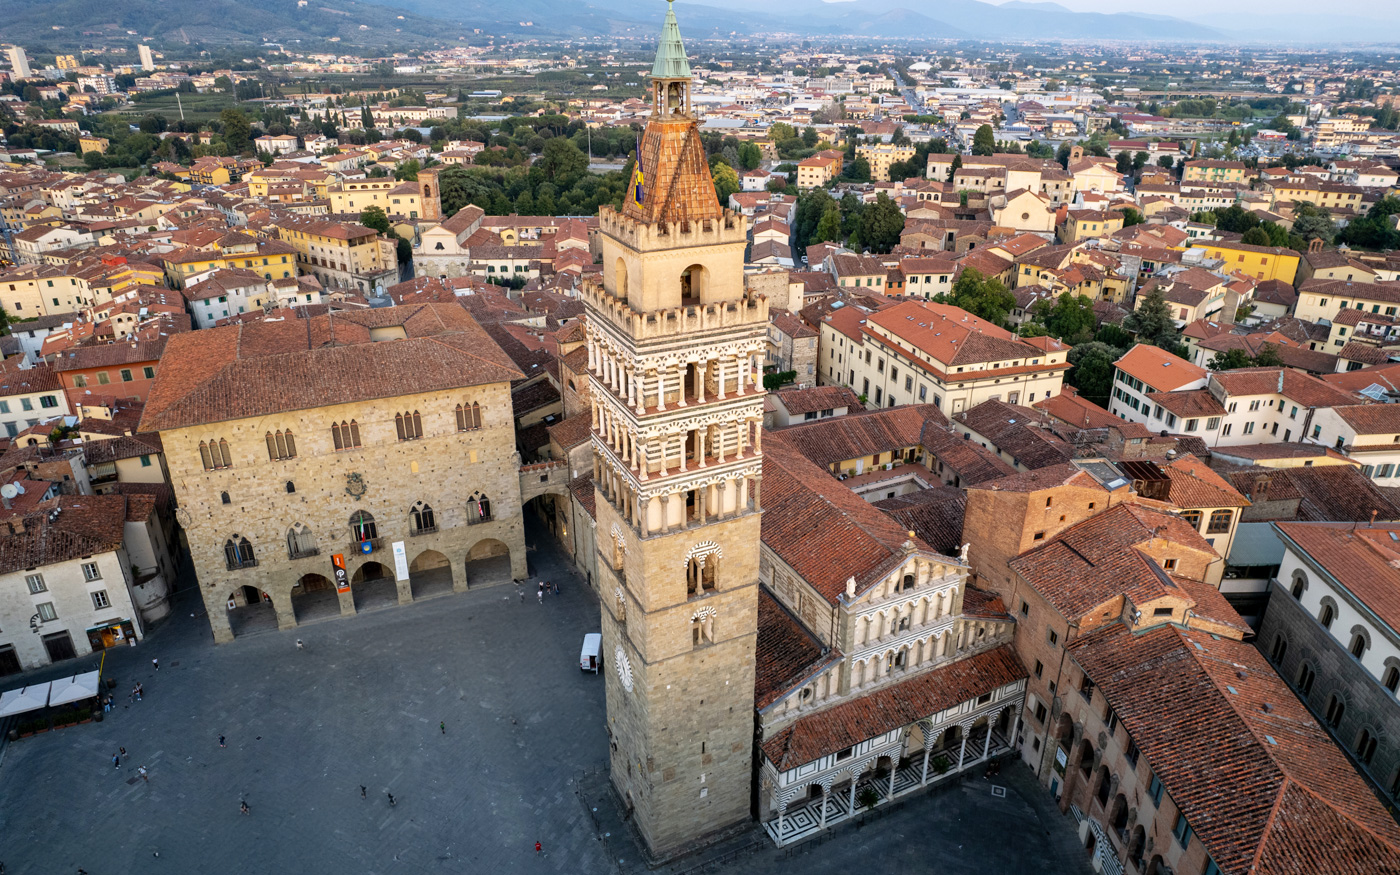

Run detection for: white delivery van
[[580, 633, 602, 673]]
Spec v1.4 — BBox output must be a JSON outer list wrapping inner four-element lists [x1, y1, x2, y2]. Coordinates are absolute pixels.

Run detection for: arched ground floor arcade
[[204, 523, 526, 642]]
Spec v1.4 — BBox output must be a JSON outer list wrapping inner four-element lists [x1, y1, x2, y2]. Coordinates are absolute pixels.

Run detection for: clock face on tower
[[616, 646, 634, 692]]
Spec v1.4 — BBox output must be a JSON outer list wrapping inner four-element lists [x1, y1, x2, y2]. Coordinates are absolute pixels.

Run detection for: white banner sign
[[392, 540, 409, 582]]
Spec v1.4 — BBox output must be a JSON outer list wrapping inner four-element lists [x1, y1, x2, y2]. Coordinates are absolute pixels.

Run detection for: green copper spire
[[650, 0, 691, 80]]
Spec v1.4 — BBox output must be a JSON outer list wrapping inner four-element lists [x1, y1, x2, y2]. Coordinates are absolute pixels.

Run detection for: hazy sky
[[1000, 0, 1399, 19]]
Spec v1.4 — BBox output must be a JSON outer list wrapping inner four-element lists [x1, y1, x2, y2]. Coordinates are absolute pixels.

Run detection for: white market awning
[[47, 670, 100, 707], [0, 681, 52, 717]]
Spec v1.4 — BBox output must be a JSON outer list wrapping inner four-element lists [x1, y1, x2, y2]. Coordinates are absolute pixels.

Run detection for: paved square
[[0, 524, 1090, 874]]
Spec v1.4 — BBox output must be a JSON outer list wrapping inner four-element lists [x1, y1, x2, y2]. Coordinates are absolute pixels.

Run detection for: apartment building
[[821, 299, 1068, 414]]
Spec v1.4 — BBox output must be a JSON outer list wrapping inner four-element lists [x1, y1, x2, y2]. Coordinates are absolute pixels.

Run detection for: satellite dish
[[1, 484, 18, 500]]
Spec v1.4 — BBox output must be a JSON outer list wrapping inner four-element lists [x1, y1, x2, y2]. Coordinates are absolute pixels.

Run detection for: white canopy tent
[[47, 671, 100, 707], [0, 681, 53, 718]]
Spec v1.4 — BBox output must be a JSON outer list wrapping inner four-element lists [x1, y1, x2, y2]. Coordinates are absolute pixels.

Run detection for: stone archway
[[351, 560, 397, 612], [465, 538, 512, 588], [292, 573, 340, 624], [409, 549, 452, 600], [225, 585, 276, 638]]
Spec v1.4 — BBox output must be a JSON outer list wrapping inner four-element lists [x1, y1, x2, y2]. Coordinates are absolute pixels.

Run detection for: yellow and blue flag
[[632, 133, 646, 205]]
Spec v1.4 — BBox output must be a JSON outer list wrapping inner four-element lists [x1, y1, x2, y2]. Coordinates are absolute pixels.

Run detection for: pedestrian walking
[[535, 841, 542, 855], [219, 735, 226, 748], [138, 766, 148, 782], [537, 589, 543, 604], [360, 785, 367, 799], [519, 589, 525, 603], [119, 747, 126, 757], [240, 800, 249, 815], [386, 792, 396, 807], [440, 721, 446, 735], [151, 658, 159, 671], [112, 753, 120, 769], [296, 639, 304, 650], [132, 684, 142, 702]]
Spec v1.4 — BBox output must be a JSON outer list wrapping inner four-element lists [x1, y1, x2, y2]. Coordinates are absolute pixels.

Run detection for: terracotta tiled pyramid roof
[[623, 117, 724, 227]]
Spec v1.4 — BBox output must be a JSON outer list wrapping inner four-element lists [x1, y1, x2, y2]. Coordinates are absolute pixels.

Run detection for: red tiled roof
[[1070, 622, 1400, 875], [1009, 502, 1217, 618], [1114, 343, 1206, 393], [140, 304, 522, 432], [755, 588, 839, 710], [762, 433, 939, 605], [761, 645, 1025, 771]]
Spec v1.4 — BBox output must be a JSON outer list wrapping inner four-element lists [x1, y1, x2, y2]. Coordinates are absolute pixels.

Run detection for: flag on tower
[[632, 132, 646, 205]]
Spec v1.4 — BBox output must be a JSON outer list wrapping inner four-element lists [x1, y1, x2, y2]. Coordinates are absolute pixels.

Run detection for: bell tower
[[586, 0, 766, 858]]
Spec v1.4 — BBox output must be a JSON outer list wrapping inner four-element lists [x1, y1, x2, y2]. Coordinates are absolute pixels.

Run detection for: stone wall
[[161, 382, 527, 643], [599, 494, 759, 858], [1258, 582, 1400, 804]]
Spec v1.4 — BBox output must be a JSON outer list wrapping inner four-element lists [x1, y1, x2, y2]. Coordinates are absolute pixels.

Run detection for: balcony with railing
[[288, 546, 321, 560], [226, 556, 259, 571]]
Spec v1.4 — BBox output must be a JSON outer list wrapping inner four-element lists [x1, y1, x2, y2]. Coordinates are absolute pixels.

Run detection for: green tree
[[801, 127, 819, 148], [539, 137, 588, 182], [359, 206, 391, 235], [1043, 294, 1098, 344], [769, 122, 797, 143], [794, 188, 837, 248], [1291, 212, 1336, 245], [1241, 226, 1271, 246], [711, 160, 740, 204], [737, 141, 762, 171], [857, 192, 905, 253], [935, 268, 1016, 327], [971, 125, 995, 156], [1157, 154, 1176, 169], [394, 159, 420, 182], [1253, 343, 1284, 367], [843, 156, 871, 182], [1120, 207, 1144, 227], [1066, 341, 1121, 407], [361, 105, 374, 130], [1208, 348, 1256, 371], [219, 108, 252, 155], [815, 205, 843, 244], [1123, 287, 1182, 351]]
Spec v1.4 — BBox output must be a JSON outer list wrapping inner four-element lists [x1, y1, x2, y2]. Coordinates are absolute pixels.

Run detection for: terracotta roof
[[919, 427, 1018, 486], [621, 116, 724, 227], [1163, 454, 1250, 509], [1281, 468, 1400, 523], [1211, 368, 1359, 409], [770, 385, 863, 417], [1009, 502, 1217, 618], [1147, 389, 1226, 419], [139, 304, 522, 432], [954, 400, 1074, 470], [0, 494, 128, 574], [546, 412, 592, 451], [760, 645, 1025, 771], [762, 433, 941, 605], [1114, 343, 1207, 393], [1070, 622, 1400, 875], [1330, 403, 1400, 436], [874, 486, 968, 555], [1033, 386, 1125, 430], [755, 588, 838, 710], [82, 434, 161, 464], [776, 404, 945, 470]]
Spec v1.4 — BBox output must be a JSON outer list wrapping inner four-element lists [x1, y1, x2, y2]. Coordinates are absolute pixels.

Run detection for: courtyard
[[0, 524, 1090, 874]]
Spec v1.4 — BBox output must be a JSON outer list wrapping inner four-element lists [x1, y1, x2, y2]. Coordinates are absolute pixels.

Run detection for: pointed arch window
[[225, 535, 256, 570], [349, 510, 377, 543], [287, 524, 318, 559], [410, 501, 437, 536], [396, 410, 423, 441], [266, 429, 297, 461], [467, 492, 492, 525], [200, 437, 233, 470], [332, 420, 361, 451], [456, 401, 483, 432]]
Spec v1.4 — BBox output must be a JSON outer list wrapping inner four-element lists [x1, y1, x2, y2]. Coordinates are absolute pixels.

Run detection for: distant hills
[[4, 0, 473, 49], [9, 0, 1398, 50]]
